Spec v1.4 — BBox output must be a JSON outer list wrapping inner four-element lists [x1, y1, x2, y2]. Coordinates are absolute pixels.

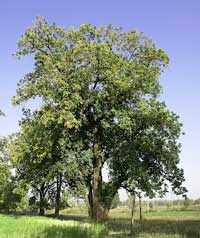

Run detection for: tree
[[11, 109, 85, 216], [11, 114, 56, 215], [0, 137, 13, 211], [0, 108, 5, 117], [13, 17, 186, 220], [0, 136, 28, 212]]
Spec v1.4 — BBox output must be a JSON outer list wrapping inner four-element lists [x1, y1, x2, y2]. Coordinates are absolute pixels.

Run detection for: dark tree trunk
[[39, 207, 45, 216], [39, 184, 46, 216], [55, 173, 62, 217], [92, 158, 103, 220], [88, 181, 93, 218]]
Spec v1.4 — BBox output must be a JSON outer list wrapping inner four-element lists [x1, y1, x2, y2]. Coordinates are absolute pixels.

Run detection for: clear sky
[[0, 0, 200, 199]]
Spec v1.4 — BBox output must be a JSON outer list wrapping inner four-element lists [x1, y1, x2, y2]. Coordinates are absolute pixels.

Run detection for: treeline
[[120, 197, 200, 209], [145, 198, 200, 208]]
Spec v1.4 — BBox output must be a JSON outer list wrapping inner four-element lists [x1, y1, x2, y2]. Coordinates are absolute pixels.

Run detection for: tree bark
[[91, 143, 104, 221], [55, 173, 62, 217], [87, 141, 118, 221], [92, 163, 103, 219], [88, 182, 118, 220]]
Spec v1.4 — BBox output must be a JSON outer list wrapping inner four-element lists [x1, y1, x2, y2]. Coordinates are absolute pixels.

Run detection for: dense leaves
[[12, 17, 186, 220], [11, 109, 86, 215]]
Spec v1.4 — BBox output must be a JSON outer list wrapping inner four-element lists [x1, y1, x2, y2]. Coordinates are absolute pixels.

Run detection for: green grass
[[108, 207, 200, 237], [0, 207, 200, 238], [0, 214, 108, 238]]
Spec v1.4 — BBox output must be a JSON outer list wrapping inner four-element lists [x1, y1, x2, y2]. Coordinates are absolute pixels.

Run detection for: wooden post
[[130, 192, 136, 235], [139, 193, 142, 221]]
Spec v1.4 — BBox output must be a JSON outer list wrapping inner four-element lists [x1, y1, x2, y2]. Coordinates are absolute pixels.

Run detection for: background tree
[[0, 137, 13, 211], [0, 136, 28, 212], [13, 17, 187, 220], [11, 109, 85, 216]]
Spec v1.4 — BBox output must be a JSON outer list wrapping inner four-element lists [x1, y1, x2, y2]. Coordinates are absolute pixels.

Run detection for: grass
[[0, 207, 200, 237], [0, 214, 108, 238], [108, 207, 200, 237]]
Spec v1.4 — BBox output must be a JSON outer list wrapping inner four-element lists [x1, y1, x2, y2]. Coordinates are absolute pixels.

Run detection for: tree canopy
[[12, 17, 186, 220]]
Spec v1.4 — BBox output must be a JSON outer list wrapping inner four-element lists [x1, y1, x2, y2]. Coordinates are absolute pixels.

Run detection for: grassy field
[[0, 214, 108, 238], [0, 207, 200, 238]]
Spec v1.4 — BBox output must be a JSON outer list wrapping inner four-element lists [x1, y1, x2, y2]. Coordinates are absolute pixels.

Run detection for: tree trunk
[[88, 183, 117, 220], [92, 160, 103, 220], [55, 173, 62, 217], [130, 192, 136, 234], [39, 207, 45, 216], [91, 143, 104, 221], [89, 141, 117, 221], [39, 184, 46, 216], [88, 181, 93, 218]]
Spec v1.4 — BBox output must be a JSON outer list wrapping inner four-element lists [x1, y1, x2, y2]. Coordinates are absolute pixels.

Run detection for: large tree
[[13, 17, 186, 220]]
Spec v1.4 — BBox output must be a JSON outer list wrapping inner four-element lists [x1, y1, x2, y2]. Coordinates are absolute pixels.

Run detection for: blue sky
[[0, 0, 200, 199]]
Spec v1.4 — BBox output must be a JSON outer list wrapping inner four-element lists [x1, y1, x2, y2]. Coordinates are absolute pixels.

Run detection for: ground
[[0, 206, 200, 238]]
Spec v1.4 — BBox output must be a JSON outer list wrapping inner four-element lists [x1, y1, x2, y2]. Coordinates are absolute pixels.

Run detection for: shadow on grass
[[47, 214, 89, 222], [47, 214, 200, 238], [0, 212, 23, 219], [2, 212, 200, 237], [107, 218, 200, 238]]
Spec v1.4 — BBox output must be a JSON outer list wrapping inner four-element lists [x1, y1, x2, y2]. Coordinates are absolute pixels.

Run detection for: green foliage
[[111, 192, 120, 209], [60, 192, 71, 209], [99, 182, 117, 209], [10, 108, 87, 214], [0, 110, 5, 117], [10, 117, 57, 213], [0, 178, 26, 211], [13, 17, 186, 219], [0, 137, 29, 211]]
